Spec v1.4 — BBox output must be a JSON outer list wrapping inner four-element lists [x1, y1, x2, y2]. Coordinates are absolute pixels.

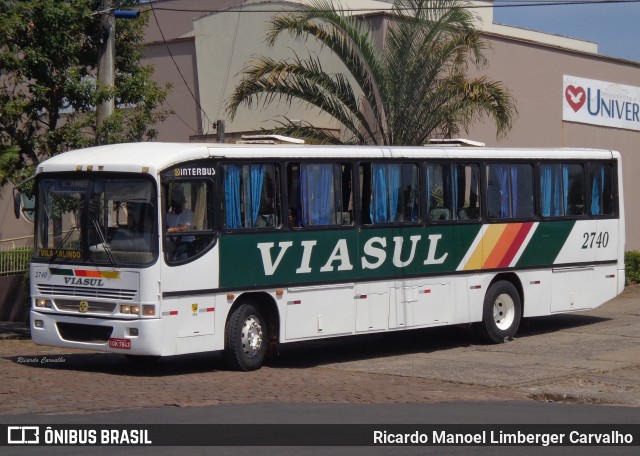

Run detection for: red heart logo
[[565, 85, 586, 112]]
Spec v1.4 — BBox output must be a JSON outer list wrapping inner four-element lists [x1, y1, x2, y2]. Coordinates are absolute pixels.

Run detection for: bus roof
[[36, 142, 620, 176]]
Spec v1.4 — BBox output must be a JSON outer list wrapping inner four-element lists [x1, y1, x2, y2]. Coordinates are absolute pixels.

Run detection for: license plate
[[108, 338, 131, 350]]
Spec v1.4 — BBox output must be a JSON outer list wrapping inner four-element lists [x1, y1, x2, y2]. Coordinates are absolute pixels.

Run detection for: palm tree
[[227, 0, 517, 145]]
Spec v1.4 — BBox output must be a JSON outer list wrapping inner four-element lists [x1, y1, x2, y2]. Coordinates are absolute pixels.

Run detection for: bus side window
[[426, 163, 452, 221], [363, 162, 419, 224], [486, 163, 533, 219], [426, 163, 480, 222], [539, 163, 584, 217], [223, 163, 280, 229], [289, 162, 351, 227], [589, 162, 615, 216]]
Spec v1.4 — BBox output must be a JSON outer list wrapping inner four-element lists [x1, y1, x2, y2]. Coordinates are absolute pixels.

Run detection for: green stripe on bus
[[48, 268, 74, 276], [219, 225, 483, 289], [516, 220, 576, 267]]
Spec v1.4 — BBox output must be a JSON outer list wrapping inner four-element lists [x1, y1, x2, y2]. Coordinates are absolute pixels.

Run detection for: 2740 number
[[582, 231, 609, 249]]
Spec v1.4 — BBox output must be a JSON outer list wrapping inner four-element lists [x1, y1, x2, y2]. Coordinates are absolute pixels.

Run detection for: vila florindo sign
[[563, 75, 640, 132]]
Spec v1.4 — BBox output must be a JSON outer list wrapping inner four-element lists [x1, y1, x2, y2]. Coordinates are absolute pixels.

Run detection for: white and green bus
[[27, 143, 625, 370]]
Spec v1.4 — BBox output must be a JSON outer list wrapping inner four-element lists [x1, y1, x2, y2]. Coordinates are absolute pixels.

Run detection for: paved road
[[0, 285, 639, 417]]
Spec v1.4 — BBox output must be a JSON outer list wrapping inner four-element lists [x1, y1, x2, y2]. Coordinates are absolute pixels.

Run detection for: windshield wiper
[[49, 225, 79, 265], [92, 219, 120, 268]]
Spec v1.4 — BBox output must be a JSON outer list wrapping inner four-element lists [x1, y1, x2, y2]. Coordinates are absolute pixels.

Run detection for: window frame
[[537, 161, 587, 220], [161, 174, 216, 266], [286, 160, 354, 229], [587, 160, 618, 218], [425, 161, 481, 225], [360, 161, 421, 226], [484, 161, 535, 221], [220, 161, 281, 231]]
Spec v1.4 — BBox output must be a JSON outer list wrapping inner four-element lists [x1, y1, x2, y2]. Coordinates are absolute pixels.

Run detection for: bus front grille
[[57, 322, 113, 343], [37, 285, 137, 301], [55, 300, 118, 314]]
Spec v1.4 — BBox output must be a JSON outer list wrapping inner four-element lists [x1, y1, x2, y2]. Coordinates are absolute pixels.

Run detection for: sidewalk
[[0, 321, 30, 340]]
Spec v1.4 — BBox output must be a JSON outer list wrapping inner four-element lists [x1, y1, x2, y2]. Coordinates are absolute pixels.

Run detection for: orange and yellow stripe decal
[[458, 222, 536, 271]]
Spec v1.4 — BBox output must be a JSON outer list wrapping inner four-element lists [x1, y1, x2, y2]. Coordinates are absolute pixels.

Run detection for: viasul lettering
[[256, 234, 449, 276], [64, 277, 104, 287]]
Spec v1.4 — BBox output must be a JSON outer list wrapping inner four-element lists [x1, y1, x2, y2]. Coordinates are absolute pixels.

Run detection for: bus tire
[[476, 280, 522, 344], [224, 303, 267, 371]]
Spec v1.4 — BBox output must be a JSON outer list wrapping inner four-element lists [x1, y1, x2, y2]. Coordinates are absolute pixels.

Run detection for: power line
[[143, 0, 640, 15], [148, 1, 214, 135], [163, 99, 198, 135]]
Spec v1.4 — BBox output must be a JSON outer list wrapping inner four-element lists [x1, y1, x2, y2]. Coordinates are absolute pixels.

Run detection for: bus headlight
[[120, 304, 140, 315], [35, 299, 52, 308]]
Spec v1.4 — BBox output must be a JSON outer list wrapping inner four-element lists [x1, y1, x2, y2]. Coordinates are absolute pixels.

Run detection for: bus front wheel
[[224, 303, 267, 371], [476, 280, 522, 344]]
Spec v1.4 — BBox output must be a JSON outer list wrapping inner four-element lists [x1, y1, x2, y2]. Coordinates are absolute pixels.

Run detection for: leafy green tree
[[228, 0, 517, 145], [0, 0, 171, 175]]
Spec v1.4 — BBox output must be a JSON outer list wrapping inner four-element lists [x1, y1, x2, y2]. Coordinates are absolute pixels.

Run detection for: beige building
[[4, 0, 639, 248], [143, 0, 640, 249]]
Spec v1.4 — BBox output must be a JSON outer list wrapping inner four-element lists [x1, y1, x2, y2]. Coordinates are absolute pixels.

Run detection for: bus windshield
[[34, 176, 157, 265]]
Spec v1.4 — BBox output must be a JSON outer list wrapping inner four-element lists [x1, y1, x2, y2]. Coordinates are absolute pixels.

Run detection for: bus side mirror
[[13, 188, 21, 219]]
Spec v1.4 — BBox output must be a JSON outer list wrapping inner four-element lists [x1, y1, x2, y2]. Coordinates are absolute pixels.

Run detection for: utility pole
[[216, 120, 225, 143], [96, 0, 115, 128]]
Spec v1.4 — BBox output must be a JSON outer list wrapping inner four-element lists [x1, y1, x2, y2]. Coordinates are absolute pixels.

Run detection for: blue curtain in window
[[371, 164, 400, 223], [371, 164, 388, 223], [510, 166, 518, 217], [388, 165, 400, 222], [301, 164, 332, 225], [542, 164, 563, 217], [591, 166, 604, 215], [562, 165, 569, 216], [249, 165, 264, 227], [225, 165, 241, 228], [540, 165, 552, 217], [494, 164, 509, 218]]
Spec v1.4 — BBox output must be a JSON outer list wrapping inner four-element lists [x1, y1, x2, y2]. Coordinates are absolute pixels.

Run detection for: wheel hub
[[241, 315, 263, 357], [493, 293, 516, 330]]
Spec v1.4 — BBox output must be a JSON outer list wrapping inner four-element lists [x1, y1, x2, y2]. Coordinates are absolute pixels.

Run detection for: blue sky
[[493, 0, 640, 62]]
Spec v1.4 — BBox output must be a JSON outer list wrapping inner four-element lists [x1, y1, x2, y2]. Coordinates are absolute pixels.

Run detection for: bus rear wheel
[[224, 303, 267, 371], [476, 280, 522, 344]]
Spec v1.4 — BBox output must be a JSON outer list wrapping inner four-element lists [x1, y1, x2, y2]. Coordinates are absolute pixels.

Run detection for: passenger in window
[[288, 208, 298, 228]]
